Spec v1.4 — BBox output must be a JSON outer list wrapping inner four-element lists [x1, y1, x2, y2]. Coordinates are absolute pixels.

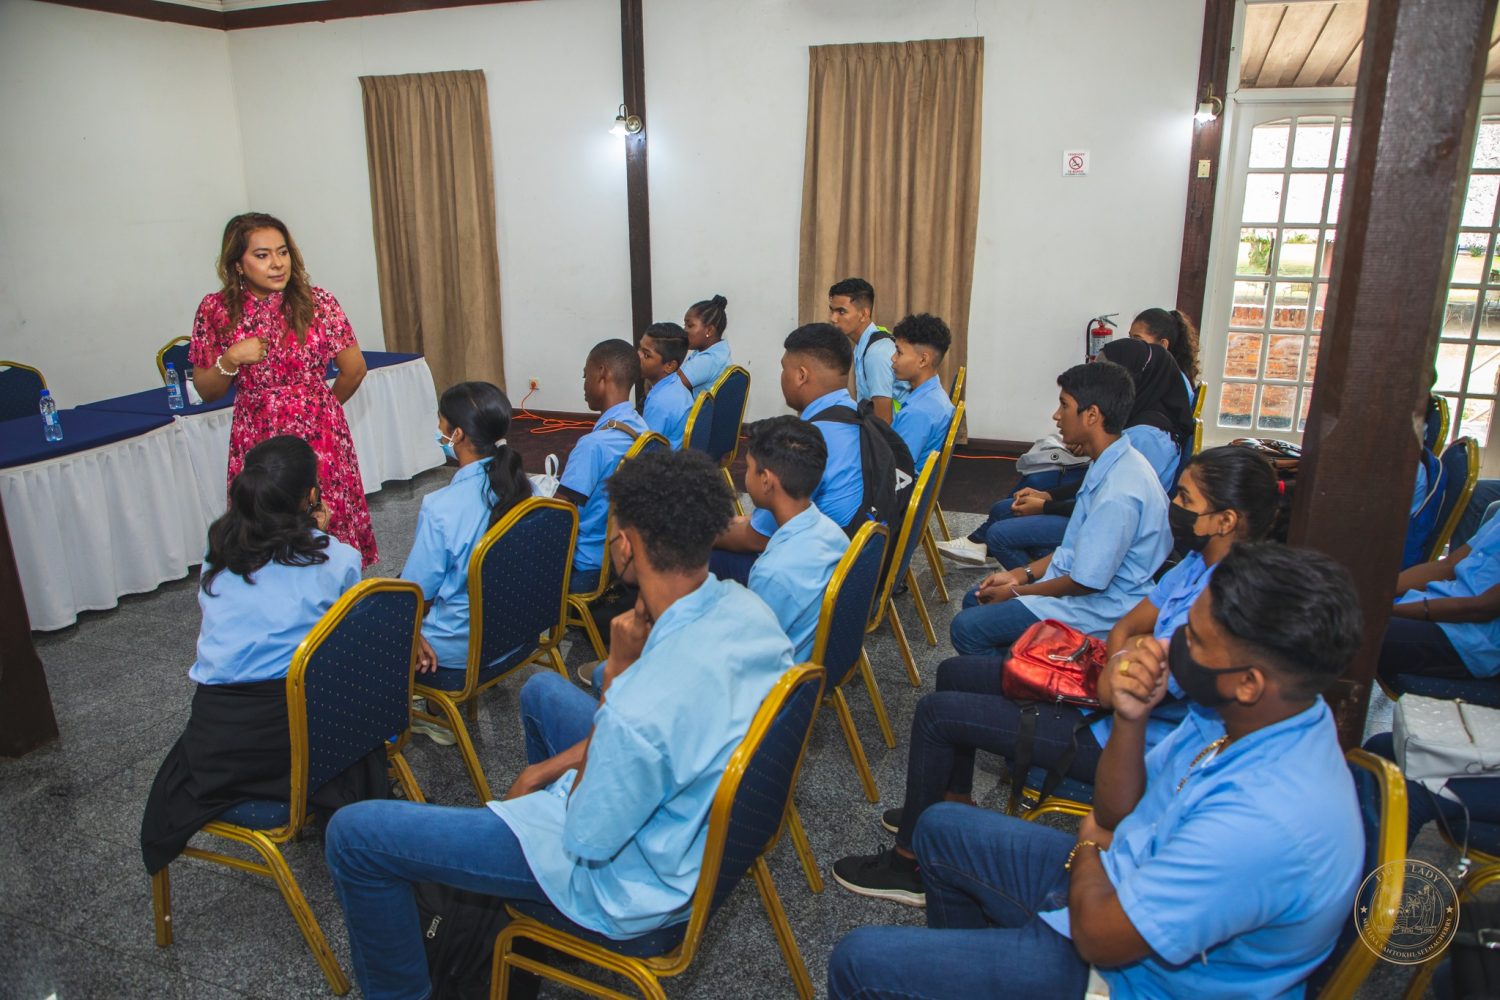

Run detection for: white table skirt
[[5, 357, 443, 632]]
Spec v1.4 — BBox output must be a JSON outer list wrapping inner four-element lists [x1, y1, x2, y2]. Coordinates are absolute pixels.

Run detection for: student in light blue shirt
[[829, 543, 1366, 1000], [637, 323, 694, 449], [828, 277, 907, 422], [889, 313, 956, 470], [712, 324, 865, 582], [1381, 510, 1500, 683], [950, 360, 1171, 657], [743, 416, 851, 661], [1128, 305, 1201, 410], [400, 381, 533, 678], [677, 294, 732, 394], [1100, 337, 1195, 491], [556, 339, 650, 592], [325, 449, 795, 998]]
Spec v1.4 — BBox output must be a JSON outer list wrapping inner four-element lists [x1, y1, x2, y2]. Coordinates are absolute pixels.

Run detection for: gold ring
[[1117, 658, 1132, 675]]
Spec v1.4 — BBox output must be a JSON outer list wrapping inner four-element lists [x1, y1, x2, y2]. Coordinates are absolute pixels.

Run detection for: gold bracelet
[[1065, 839, 1104, 871]]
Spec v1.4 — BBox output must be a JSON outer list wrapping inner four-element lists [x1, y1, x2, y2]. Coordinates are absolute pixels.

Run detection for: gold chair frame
[[0, 359, 48, 388], [681, 390, 713, 453], [413, 497, 579, 801], [929, 364, 967, 545], [564, 431, 670, 659], [919, 401, 967, 603], [156, 336, 192, 382], [1427, 436, 1480, 562], [151, 578, 427, 996], [1430, 393, 1451, 451], [491, 664, 828, 1000], [708, 365, 752, 515], [868, 451, 943, 688], [1400, 820, 1498, 997]]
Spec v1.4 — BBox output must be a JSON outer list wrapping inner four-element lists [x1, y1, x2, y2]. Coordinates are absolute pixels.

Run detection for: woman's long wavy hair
[[215, 212, 314, 341], [202, 435, 330, 595], [439, 382, 530, 527]]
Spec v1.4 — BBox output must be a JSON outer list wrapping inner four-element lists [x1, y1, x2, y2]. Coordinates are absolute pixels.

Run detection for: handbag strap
[[1009, 707, 1108, 815]]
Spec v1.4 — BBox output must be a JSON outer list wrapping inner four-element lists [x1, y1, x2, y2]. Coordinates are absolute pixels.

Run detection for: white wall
[[0, 0, 247, 406]]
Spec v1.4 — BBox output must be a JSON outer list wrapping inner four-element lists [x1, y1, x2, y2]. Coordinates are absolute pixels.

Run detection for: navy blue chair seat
[[218, 799, 292, 829], [1389, 673, 1500, 707], [509, 899, 690, 958]]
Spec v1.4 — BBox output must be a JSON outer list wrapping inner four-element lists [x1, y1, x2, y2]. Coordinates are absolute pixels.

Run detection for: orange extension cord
[[514, 388, 595, 435]]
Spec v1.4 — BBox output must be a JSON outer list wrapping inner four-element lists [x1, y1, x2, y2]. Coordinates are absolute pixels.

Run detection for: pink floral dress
[[189, 287, 379, 566]]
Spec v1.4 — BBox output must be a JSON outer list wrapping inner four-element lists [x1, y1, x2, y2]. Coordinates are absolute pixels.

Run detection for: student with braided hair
[[678, 294, 732, 394]]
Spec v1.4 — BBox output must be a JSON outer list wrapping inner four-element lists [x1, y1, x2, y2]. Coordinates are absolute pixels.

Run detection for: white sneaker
[[409, 697, 458, 746], [936, 537, 990, 566]]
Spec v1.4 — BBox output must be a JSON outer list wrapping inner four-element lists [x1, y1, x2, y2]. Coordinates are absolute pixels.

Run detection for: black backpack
[[810, 399, 916, 539], [414, 882, 542, 1000]]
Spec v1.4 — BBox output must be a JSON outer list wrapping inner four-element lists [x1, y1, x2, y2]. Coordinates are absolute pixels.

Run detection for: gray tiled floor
[[3, 471, 1433, 998]]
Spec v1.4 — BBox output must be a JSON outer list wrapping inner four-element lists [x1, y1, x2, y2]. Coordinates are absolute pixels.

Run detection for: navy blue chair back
[[638, 433, 670, 458], [1402, 448, 1447, 568], [159, 341, 192, 381], [813, 524, 888, 689], [473, 499, 577, 672], [706, 666, 825, 914], [0, 363, 46, 423], [892, 452, 942, 583], [299, 582, 422, 792], [684, 392, 716, 454], [1429, 437, 1479, 560], [707, 367, 750, 465]]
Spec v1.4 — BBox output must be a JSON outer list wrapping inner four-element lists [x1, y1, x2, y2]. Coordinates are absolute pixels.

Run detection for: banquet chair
[[156, 336, 192, 382], [1400, 818, 1500, 999], [918, 401, 967, 602], [928, 364, 967, 542], [681, 390, 715, 455], [1427, 437, 1480, 561], [1426, 393, 1450, 452], [491, 664, 827, 1000], [414, 497, 578, 801], [706, 365, 751, 514], [0, 361, 47, 422], [150, 578, 426, 996], [867, 451, 943, 688], [564, 431, 670, 659]]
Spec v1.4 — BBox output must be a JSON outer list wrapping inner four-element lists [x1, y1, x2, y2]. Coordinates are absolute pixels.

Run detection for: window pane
[[1284, 174, 1327, 224], [1326, 174, 1343, 224], [1474, 119, 1500, 169], [1481, 291, 1500, 341], [1272, 282, 1311, 330], [1464, 175, 1499, 228], [1258, 385, 1297, 430], [1292, 118, 1335, 168], [1334, 121, 1350, 167], [1460, 396, 1494, 443], [1224, 333, 1263, 378], [1306, 336, 1320, 383], [1219, 383, 1255, 427], [1250, 122, 1290, 169], [1454, 235, 1490, 285], [1232, 281, 1270, 328], [1469, 342, 1500, 395], [1243, 175, 1283, 224], [1266, 334, 1304, 381], [1298, 388, 1313, 432], [1237, 228, 1275, 276], [1276, 230, 1319, 276], [1312, 282, 1330, 332], [1445, 289, 1479, 338], [1320, 231, 1337, 278], [1436, 341, 1470, 393]]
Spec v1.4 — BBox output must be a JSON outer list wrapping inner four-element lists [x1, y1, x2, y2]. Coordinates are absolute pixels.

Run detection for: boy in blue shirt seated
[[828, 277, 906, 423], [556, 339, 650, 593], [949, 360, 1171, 657], [828, 543, 1366, 1000], [889, 313, 955, 470], [711, 324, 866, 582], [638, 322, 694, 449], [743, 416, 851, 661], [325, 449, 795, 999]]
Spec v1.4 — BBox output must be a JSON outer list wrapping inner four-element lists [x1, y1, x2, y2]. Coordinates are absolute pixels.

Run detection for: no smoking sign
[[1063, 150, 1089, 176]]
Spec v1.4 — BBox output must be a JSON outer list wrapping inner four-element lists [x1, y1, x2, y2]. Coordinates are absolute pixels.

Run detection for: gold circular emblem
[[1354, 859, 1460, 965]]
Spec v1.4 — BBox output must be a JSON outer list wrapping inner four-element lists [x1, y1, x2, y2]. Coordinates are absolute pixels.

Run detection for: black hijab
[[1099, 338, 1195, 446]]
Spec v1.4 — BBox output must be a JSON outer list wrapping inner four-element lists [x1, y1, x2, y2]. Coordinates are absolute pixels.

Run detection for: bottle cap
[[39, 389, 50, 396]]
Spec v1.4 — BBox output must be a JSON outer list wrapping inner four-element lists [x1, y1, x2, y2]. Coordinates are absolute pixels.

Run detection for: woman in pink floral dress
[[189, 213, 378, 565]]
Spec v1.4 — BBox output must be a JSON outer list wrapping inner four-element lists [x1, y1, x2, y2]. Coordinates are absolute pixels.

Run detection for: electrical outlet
[[528, 379, 539, 391]]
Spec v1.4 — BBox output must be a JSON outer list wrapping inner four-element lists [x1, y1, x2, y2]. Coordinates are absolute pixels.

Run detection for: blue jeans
[[828, 803, 1089, 1000], [949, 589, 1041, 656], [984, 514, 1069, 569], [326, 673, 597, 999], [569, 566, 601, 594], [1376, 618, 1471, 686]]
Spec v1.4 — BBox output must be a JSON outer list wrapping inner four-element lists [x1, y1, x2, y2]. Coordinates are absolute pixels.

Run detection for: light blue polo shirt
[[891, 376, 954, 470], [1042, 698, 1362, 1000], [853, 324, 909, 404], [561, 401, 651, 573], [189, 533, 362, 685], [747, 503, 851, 661], [488, 575, 793, 939], [679, 340, 731, 395], [1397, 513, 1500, 675], [1123, 424, 1180, 492], [751, 389, 865, 537], [1018, 435, 1171, 636], [401, 458, 536, 670], [1088, 552, 1211, 750], [643, 376, 693, 450]]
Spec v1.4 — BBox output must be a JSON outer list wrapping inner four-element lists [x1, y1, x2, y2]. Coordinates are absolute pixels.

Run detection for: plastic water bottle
[[39, 389, 62, 442], [165, 363, 185, 411]]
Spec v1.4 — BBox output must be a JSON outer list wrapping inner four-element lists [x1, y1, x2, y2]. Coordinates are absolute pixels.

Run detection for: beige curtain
[[360, 70, 504, 393], [798, 38, 984, 399]]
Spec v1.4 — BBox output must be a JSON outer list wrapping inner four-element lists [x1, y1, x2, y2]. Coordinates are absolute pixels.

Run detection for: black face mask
[[1167, 629, 1248, 708], [1169, 502, 1215, 553]]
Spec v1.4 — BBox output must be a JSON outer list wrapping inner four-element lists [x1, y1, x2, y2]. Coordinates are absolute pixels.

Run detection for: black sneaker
[[880, 808, 902, 834], [832, 846, 925, 906]]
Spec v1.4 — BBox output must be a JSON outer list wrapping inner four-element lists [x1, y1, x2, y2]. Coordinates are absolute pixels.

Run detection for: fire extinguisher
[[1085, 313, 1119, 362]]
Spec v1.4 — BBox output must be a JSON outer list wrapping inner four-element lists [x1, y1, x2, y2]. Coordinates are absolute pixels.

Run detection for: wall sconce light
[[1194, 84, 1224, 123], [611, 103, 644, 137]]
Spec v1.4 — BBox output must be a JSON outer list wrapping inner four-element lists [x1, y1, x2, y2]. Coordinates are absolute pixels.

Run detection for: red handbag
[[1002, 619, 1107, 707]]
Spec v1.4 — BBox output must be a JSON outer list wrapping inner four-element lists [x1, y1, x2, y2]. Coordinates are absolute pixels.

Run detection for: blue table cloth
[[79, 386, 236, 418], [0, 409, 173, 470]]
